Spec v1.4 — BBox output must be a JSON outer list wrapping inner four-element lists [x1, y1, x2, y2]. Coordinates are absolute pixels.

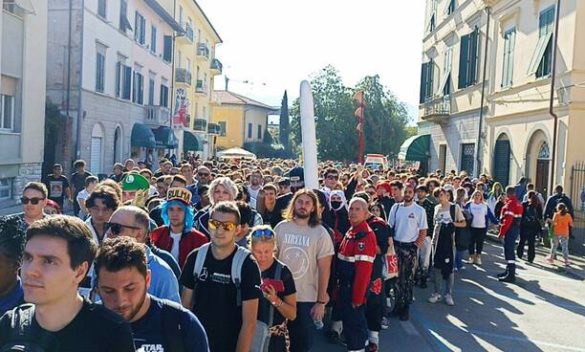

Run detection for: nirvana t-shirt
[[180, 245, 261, 352], [257, 261, 296, 326], [274, 221, 335, 302], [0, 300, 135, 352], [131, 296, 208, 352]]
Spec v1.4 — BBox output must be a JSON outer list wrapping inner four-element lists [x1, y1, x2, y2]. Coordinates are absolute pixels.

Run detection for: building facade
[[415, 0, 585, 197], [47, 0, 182, 176], [0, 1, 47, 210], [211, 90, 276, 150]]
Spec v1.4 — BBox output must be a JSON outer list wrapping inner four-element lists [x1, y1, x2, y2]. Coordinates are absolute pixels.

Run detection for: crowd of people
[[0, 155, 577, 352]]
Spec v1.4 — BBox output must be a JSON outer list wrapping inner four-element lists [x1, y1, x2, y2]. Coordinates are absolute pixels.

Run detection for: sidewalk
[[486, 231, 585, 281]]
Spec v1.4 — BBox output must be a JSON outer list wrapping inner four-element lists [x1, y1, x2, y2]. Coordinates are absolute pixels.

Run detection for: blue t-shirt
[[0, 278, 23, 316], [132, 296, 209, 352]]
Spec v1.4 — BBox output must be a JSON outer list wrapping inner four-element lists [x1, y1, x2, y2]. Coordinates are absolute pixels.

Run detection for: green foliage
[[290, 66, 411, 161], [279, 90, 290, 151], [244, 141, 294, 159], [263, 128, 274, 145]]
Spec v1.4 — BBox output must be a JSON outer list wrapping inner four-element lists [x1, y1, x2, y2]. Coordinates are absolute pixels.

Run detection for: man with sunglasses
[[181, 201, 261, 352], [103, 206, 181, 303], [17, 182, 49, 231], [190, 166, 213, 205]]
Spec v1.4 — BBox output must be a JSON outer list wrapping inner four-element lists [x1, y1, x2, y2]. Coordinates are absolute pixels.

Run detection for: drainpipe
[[476, 6, 491, 177], [549, 0, 561, 193], [66, 0, 74, 164]]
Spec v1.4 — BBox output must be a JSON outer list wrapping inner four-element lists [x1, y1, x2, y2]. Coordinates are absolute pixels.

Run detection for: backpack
[[160, 302, 187, 352], [251, 261, 283, 352], [453, 204, 471, 250], [0, 305, 58, 352], [192, 243, 251, 306]]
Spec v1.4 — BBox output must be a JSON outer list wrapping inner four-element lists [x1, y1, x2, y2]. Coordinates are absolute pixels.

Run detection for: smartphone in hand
[[261, 279, 285, 293]]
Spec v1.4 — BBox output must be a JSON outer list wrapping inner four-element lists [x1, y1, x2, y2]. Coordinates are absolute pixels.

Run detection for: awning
[[216, 147, 257, 160], [152, 126, 178, 149], [398, 134, 431, 161], [131, 123, 156, 148], [183, 131, 203, 151]]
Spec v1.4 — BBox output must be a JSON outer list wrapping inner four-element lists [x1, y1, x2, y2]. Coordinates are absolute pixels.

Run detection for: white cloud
[[199, 0, 426, 114]]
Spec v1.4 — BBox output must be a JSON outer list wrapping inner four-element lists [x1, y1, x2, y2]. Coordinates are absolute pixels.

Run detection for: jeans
[[289, 302, 316, 352], [550, 235, 570, 260], [468, 227, 487, 255], [431, 268, 454, 296], [455, 250, 466, 270]]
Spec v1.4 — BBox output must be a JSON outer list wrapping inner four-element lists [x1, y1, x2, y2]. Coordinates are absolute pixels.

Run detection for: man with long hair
[[274, 189, 335, 352]]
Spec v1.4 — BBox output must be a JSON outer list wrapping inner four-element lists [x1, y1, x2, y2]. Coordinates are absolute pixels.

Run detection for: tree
[[279, 90, 290, 151]]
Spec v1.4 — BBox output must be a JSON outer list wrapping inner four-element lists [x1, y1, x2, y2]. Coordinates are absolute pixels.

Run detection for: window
[[150, 26, 157, 53], [160, 83, 169, 107], [219, 121, 227, 136], [502, 27, 516, 87], [447, 0, 456, 16], [133, 70, 144, 105], [440, 47, 453, 96], [257, 125, 262, 140], [95, 46, 106, 93], [148, 76, 155, 106], [0, 95, 14, 131], [460, 143, 475, 175], [97, 0, 107, 18], [427, 0, 437, 33], [0, 178, 12, 200], [178, 6, 184, 25], [528, 6, 555, 78], [163, 35, 173, 63], [119, 0, 132, 33], [115, 62, 121, 97], [122, 65, 132, 100], [247, 123, 252, 139], [458, 27, 479, 89], [186, 58, 191, 73], [419, 59, 434, 103], [134, 12, 146, 45]]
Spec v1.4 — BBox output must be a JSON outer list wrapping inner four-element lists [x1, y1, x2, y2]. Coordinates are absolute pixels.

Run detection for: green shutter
[[163, 36, 172, 62], [420, 63, 428, 103], [458, 35, 469, 89], [469, 28, 479, 84]]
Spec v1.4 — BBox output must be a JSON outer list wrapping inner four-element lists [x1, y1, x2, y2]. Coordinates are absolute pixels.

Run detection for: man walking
[[42, 163, 72, 211], [498, 186, 524, 283]]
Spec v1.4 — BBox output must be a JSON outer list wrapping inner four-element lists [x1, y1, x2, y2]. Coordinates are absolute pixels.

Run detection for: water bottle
[[313, 319, 324, 330]]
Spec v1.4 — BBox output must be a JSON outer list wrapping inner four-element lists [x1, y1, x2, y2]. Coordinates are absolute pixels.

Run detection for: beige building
[[415, 0, 585, 198], [0, 1, 47, 211]]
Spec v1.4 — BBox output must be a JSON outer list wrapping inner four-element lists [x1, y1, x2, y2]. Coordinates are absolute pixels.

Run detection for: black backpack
[[0, 305, 58, 352]]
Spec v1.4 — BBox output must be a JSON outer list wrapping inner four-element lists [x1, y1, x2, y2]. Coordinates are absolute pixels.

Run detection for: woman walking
[[517, 191, 543, 263], [465, 191, 498, 265]]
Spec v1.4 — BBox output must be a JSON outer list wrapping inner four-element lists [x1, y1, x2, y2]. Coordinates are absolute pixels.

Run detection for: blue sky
[[198, 0, 426, 121]]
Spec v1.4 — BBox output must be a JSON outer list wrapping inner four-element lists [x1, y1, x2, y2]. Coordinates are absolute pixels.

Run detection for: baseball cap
[[166, 187, 192, 205], [121, 173, 150, 191]]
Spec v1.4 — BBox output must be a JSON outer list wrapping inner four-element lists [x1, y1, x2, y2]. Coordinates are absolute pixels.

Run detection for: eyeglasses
[[251, 228, 275, 239], [106, 222, 142, 235], [21, 197, 45, 205], [208, 219, 237, 232], [326, 175, 339, 180], [198, 173, 210, 177]]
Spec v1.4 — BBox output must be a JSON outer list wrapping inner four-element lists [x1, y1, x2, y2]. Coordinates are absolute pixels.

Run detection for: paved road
[[314, 241, 585, 352]]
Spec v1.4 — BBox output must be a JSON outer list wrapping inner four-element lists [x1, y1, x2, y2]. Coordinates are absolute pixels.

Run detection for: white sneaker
[[428, 293, 442, 303], [444, 294, 455, 306]]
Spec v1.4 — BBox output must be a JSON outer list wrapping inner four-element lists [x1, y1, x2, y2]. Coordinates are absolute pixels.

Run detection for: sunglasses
[[21, 197, 45, 205], [251, 228, 274, 239], [106, 222, 142, 235], [208, 219, 237, 232]]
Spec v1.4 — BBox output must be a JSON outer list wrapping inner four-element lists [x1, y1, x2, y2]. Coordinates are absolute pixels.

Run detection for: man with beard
[[190, 166, 213, 206], [387, 184, 428, 321], [275, 189, 335, 352], [96, 236, 209, 352], [247, 169, 264, 210]]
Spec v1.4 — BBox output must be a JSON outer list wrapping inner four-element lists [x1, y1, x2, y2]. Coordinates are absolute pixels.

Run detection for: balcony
[[210, 58, 223, 75], [175, 68, 192, 86], [196, 43, 210, 60], [194, 118, 207, 132], [208, 122, 221, 135], [195, 80, 207, 95], [421, 96, 451, 125], [145, 105, 171, 126], [177, 23, 194, 44]]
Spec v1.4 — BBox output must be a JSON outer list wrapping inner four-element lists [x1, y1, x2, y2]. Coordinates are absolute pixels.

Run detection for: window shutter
[[420, 63, 428, 103], [469, 27, 479, 84], [458, 35, 469, 89], [428, 59, 434, 99], [115, 62, 121, 97], [123, 66, 132, 100], [163, 36, 172, 62]]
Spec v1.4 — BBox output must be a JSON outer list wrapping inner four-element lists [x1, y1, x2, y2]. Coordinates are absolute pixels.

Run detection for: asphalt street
[[314, 241, 585, 352]]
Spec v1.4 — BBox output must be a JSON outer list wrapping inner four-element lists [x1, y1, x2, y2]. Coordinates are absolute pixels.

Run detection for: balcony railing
[[175, 68, 192, 86], [421, 96, 451, 124], [196, 80, 207, 95], [145, 105, 170, 126], [208, 122, 221, 135], [178, 23, 194, 43], [197, 43, 210, 59], [194, 118, 207, 132], [210, 58, 223, 75]]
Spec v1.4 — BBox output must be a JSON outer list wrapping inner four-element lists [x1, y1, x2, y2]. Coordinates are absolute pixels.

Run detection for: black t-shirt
[[131, 296, 208, 352], [42, 174, 70, 204], [70, 171, 92, 195], [257, 261, 296, 326], [180, 245, 261, 352], [0, 300, 135, 352]]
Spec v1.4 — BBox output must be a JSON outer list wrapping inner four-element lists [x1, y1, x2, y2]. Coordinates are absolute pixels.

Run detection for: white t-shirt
[[275, 221, 335, 302], [388, 203, 428, 243], [170, 232, 182, 262], [248, 186, 261, 210], [468, 202, 489, 228]]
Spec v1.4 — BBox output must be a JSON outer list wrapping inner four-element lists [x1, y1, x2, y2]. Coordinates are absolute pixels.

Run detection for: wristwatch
[[272, 299, 284, 308]]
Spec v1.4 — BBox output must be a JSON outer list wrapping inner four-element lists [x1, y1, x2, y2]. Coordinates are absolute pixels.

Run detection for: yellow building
[[168, 0, 222, 159], [211, 90, 277, 149]]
